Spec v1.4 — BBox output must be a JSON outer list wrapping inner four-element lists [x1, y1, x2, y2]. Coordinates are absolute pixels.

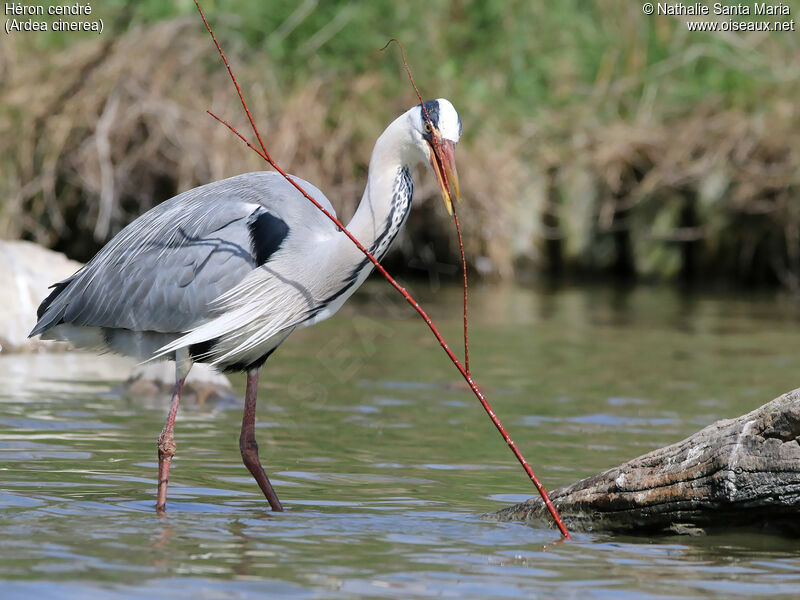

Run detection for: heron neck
[[344, 116, 414, 260]]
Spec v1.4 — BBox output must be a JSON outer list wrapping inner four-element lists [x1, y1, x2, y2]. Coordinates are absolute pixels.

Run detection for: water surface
[[2, 284, 800, 598]]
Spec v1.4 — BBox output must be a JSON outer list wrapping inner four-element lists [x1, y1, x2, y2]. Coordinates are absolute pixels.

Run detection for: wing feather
[[30, 172, 340, 343]]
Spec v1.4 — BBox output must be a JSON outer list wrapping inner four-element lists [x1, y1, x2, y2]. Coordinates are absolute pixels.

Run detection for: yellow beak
[[428, 138, 460, 215]]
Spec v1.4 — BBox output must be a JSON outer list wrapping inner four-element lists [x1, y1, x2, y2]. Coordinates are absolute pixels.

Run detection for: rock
[[0, 240, 82, 353], [0, 350, 235, 406], [1, 240, 236, 404], [121, 361, 236, 406], [0, 351, 136, 395], [486, 389, 800, 535]]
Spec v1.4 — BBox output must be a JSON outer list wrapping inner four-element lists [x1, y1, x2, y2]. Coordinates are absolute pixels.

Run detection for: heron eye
[[424, 122, 432, 134]]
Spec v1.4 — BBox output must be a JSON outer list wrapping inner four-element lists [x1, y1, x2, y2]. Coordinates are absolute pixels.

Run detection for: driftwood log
[[485, 389, 800, 534]]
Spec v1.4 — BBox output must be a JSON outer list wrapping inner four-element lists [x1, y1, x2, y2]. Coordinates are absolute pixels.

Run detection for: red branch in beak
[[428, 136, 460, 215]]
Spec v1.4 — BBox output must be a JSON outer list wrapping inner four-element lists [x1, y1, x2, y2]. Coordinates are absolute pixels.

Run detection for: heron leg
[[156, 378, 183, 512], [156, 350, 193, 512], [240, 368, 283, 511]]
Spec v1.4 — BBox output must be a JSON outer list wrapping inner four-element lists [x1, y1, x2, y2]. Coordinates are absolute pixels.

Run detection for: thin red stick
[[380, 39, 433, 127], [451, 205, 470, 374], [382, 38, 470, 375], [195, 2, 569, 538], [194, 2, 271, 162]]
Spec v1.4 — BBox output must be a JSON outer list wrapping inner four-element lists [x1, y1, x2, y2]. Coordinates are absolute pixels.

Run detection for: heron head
[[410, 98, 461, 215]]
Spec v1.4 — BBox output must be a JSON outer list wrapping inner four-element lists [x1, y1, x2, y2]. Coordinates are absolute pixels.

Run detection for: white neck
[[341, 113, 416, 261], [300, 112, 422, 328]]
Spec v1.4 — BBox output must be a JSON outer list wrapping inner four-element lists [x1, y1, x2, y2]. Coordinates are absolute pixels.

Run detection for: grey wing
[[31, 207, 259, 336], [31, 171, 338, 337]]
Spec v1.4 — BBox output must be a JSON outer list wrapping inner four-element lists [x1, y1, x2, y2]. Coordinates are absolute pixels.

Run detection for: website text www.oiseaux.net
[[642, 3, 795, 32]]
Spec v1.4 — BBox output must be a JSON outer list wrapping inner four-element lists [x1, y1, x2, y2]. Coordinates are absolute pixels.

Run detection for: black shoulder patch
[[248, 210, 289, 266]]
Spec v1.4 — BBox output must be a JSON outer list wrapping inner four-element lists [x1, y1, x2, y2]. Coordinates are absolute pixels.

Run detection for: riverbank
[[2, 3, 798, 288]]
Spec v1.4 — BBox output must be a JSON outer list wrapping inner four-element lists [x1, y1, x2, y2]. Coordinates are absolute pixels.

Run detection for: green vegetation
[[2, 1, 799, 287]]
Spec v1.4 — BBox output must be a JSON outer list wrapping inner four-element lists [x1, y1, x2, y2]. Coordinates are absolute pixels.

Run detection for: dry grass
[[539, 105, 800, 287], [0, 20, 382, 257]]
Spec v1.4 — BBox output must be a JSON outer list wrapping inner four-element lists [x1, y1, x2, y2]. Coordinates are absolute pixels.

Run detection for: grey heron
[[29, 98, 462, 512]]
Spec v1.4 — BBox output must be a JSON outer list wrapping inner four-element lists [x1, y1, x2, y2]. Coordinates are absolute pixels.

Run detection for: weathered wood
[[485, 389, 800, 534]]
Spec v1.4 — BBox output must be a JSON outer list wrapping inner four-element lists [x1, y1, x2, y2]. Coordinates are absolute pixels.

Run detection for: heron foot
[[240, 437, 283, 512]]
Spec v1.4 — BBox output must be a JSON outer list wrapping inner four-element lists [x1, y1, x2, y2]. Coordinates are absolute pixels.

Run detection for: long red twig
[[451, 206, 470, 374], [194, 0, 569, 538], [381, 39, 471, 375]]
